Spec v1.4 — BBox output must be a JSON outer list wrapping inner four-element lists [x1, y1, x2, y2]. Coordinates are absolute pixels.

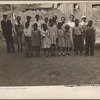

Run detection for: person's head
[[44, 17, 48, 23], [49, 19, 54, 27], [70, 14, 75, 21], [25, 22, 29, 29], [26, 16, 31, 22], [33, 23, 38, 31], [35, 14, 39, 21], [81, 16, 86, 22], [3, 13, 8, 20], [61, 17, 65, 23], [57, 22, 62, 29], [52, 15, 58, 23], [42, 23, 47, 31], [54, 15, 58, 20], [88, 20, 93, 27], [17, 16, 21, 22], [75, 19, 79, 26], [65, 25, 70, 32]]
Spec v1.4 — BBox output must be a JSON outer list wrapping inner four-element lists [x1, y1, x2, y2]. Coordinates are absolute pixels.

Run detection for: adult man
[[1, 13, 15, 53], [80, 16, 88, 51]]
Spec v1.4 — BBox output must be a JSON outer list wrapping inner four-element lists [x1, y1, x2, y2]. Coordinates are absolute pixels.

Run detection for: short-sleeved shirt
[[73, 26, 82, 36]]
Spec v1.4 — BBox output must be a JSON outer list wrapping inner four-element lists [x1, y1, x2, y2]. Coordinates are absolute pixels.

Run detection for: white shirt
[[23, 27, 31, 37], [80, 21, 88, 26], [67, 21, 75, 28]]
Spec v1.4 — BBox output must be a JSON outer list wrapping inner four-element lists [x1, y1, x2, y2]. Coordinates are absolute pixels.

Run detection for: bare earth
[[0, 37, 100, 86]]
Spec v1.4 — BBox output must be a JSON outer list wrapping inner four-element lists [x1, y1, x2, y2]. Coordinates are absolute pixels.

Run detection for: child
[[57, 22, 65, 56], [31, 23, 41, 57], [41, 24, 51, 57], [15, 16, 24, 52], [64, 25, 72, 55], [48, 19, 58, 57], [72, 19, 83, 55], [85, 20, 96, 56], [23, 16, 32, 57]]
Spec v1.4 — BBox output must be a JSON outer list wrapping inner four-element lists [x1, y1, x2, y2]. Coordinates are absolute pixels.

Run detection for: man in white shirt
[[80, 16, 88, 51], [23, 16, 33, 57]]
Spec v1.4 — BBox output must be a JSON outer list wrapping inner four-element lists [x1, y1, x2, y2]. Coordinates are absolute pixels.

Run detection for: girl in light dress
[[41, 24, 51, 57]]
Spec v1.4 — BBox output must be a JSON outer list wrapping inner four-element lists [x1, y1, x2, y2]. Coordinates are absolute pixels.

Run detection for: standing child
[[48, 19, 58, 57], [85, 20, 96, 56], [64, 25, 72, 55], [23, 16, 33, 57], [15, 16, 24, 52], [72, 19, 83, 55], [31, 23, 41, 57], [57, 22, 65, 56], [41, 24, 51, 57]]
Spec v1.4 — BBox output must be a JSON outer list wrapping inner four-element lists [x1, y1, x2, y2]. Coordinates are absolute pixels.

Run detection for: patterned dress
[[48, 25, 58, 45]]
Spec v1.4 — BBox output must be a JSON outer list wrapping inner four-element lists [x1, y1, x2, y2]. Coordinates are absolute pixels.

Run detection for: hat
[[81, 16, 86, 19], [3, 13, 8, 16], [26, 16, 31, 19]]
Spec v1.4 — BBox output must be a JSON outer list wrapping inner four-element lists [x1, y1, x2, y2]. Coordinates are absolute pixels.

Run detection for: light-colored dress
[[57, 29, 65, 47], [41, 30, 51, 48], [67, 21, 75, 43], [48, 25, 58, 45], [31, 29, 41, 46], [64, 31, 72, 48]]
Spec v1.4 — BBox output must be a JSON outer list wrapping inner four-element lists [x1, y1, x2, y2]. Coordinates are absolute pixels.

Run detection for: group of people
[[1, 13, 96, 57]]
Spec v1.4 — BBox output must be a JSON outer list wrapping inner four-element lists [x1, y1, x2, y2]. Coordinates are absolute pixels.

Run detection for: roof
[[25, 4, 53, 10]]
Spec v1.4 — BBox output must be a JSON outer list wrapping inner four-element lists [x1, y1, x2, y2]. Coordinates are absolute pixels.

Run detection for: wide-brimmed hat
[[3, 13, 8, 16], [81, 16, 86, 19]]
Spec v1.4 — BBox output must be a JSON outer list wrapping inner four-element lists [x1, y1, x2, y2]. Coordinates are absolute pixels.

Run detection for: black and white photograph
[[0, 1, 100, 99]]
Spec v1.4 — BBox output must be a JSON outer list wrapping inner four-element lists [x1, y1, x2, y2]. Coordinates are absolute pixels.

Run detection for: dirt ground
[[0, 36, 100, 86]]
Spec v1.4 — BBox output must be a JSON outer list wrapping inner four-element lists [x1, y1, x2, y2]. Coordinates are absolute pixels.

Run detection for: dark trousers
[[4, 35, 15, 53], [17, 35, 23, 52], [33, 46, 40, 56], [74, 35, 83, 54], [85, 37, 94, 55], [51, 44, 56, 56], [25, 37, 32, 55]]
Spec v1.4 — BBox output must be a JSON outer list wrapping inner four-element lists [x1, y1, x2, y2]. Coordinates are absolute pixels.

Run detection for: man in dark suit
[[1, 13, 15, 53]]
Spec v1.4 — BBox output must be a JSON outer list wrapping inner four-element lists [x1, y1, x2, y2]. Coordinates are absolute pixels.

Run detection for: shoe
[[58, 52, 61, 56], [68, 52, 71, 55], [62, 52, 65, 56]]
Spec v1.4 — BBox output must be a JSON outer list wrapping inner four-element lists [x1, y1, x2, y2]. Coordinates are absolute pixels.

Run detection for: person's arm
[[1, 21, 4, 35], [72, 28, 75, 41], [94, 28, 96, 43]]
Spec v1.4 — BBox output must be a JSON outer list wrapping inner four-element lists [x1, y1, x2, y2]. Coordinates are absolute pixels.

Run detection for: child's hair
[[65, 25, 70, 32], [61, 17, 65, 21], [44, 17, 48, 22], [42, 23, 47, 31], [70, 14, 75, 19], [49, 19, 54, 26], [35, 14, 39, 19], [57, 22, 62, 29], [88, 20, 93, 27]]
